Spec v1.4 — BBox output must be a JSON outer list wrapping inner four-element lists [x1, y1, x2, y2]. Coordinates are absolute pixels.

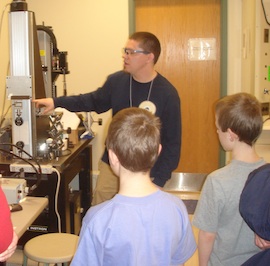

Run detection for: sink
[[164, 172, 207, 192]]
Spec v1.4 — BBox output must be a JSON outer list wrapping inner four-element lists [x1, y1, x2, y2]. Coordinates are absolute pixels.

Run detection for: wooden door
[[135, 0, 220, 174]]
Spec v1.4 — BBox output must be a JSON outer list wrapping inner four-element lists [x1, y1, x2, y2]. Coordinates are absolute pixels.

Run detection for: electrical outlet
[[261, 102, 269, 116], [10, 162, 53, 174]]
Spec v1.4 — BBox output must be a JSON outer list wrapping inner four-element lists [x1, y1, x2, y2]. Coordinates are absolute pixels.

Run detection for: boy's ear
[[227, 128, 238, 141], [108, 149, 119, 166]]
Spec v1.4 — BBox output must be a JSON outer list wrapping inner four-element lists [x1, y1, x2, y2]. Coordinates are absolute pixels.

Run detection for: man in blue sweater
[[33, 32, 181, 205]]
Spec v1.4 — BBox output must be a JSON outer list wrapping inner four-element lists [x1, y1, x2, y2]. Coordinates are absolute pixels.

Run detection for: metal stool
[[23, 233, 79, 266]]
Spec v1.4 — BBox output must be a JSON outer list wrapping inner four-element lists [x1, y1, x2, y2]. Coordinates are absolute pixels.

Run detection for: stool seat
[[23, 233, 79, 266]]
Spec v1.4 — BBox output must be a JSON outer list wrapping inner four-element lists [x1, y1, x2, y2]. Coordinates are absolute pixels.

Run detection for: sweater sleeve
[[0, 187, 13, 253], [53, 74, 115, 113]]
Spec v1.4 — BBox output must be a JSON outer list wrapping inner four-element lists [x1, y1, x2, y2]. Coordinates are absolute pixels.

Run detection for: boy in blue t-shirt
[[71, 107, 196, 266]]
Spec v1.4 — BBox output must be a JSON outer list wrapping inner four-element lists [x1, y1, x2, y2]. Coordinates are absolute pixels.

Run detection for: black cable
[[6, 143, 42, 190], [0, 148, 38, 172], [0, 146, 42, 194], [1, 143, 42, 176], [0, 151, 39, 194]]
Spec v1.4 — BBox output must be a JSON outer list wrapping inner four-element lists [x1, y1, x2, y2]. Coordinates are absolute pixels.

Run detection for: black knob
[[16, 141, 24, 149], [15, 116, 23, 126]]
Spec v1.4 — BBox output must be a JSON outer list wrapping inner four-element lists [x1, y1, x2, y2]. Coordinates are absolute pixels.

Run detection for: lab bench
[[0, 139, 93, 245]]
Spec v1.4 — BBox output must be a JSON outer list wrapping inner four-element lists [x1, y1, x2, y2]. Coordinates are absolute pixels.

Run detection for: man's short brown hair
[[129, 32, 161, 64]]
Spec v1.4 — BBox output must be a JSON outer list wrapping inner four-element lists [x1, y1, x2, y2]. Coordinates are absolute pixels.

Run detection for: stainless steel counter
[[164, 172, 207, 214], [164, 172, 207, 192]]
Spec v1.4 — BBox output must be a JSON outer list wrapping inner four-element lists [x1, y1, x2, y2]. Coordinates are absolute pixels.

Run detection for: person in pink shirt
[[0, 187, 18, 263]]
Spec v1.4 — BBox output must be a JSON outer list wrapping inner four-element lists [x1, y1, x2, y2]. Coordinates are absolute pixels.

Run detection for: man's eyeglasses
[[122, 48, 150, 55]]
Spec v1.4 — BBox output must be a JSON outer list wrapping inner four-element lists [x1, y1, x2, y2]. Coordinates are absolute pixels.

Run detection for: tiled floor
[[6, 248, 49, 266], [7, 248, 34, 266]]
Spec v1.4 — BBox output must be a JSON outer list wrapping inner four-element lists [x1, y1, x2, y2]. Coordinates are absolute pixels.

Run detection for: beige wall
[[227, 0, 242, 95], [0, 0, 129, 172], [225, 1, 242, 163]]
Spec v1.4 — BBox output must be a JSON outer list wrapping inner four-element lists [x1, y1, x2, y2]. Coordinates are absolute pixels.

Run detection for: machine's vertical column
[[6, 1, 49, 158], [7, 9, 35, 157]]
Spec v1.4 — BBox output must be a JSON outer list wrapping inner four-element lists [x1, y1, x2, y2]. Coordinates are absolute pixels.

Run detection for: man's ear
[[147, 52, 155, 64], [158, 144, 162, 155]]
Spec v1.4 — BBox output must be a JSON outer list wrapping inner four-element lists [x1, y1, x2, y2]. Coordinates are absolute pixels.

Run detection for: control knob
[[15, 116, 23, 126]]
